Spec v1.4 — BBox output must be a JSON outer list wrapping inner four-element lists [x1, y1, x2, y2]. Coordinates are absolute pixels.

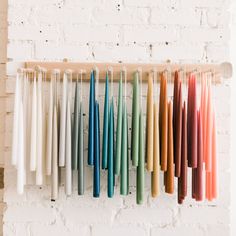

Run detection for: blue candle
[[108, 98, 114, 197], [102, 73, 109, 169], [88, 71, 95, 166], [93, 101, 100, 197]]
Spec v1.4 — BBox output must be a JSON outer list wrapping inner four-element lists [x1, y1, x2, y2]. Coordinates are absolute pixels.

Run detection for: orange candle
[[146, 73, 154, 172], [212, 111, 217, 199]]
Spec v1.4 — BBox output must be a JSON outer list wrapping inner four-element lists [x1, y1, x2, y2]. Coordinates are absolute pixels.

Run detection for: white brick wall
[[4, 0, 232, 235]]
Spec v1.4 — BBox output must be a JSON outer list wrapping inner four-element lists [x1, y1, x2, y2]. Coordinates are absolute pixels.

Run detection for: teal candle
[[108, 98, 114, 197], [88, 71, 95, 166], [78, 101, 84, 195], [131, 72, 139, 167], [137, 109, 145, 204], [115, 77, 123, 175], [72, 81, 79, 170], [102, 73, 109, 169], [93, 101, 100, 197], [120, 102, 129, 195]]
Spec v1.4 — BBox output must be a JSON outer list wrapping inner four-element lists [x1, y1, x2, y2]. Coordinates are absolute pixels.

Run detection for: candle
[[59, 73, 67, 167], [146, 73, 154, 172], [36, 73, 43, 185], [178, 101, 187, 203], [196, 110, 203, 201], [17, 99, 24, 194], [151, 103, 160, 197], [46, 79, 53, 175], [131, 72, 140, 167], [115, 77, 123, 175], [165, 101, 174, 194], [120, 102, 129, 195], [65, 99, 72, 196], [159, 74, 168, 171], [12, 74, 20, 166], [173, 71, 179, 142], [51, 105, 58, 200], [137, 109, 145, 204], [102, 74, 109, 170], [72, 81, 79, 170], [93, 101, 100, 197], [108, 98, 114, 198], [78, 101, 84, 195], [205, 82, 212, 172], [212, 111, 217, 199], [88, 71, 95, 166], [175, 81, 182, 177]]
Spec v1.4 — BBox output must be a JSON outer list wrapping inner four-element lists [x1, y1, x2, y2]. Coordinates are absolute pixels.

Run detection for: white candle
[[17, 99, 24, 194], [30, 75, 37, 171], [46, 79, 53, 175], [51, 105, 58, 200], [36, 73, 43, 185], [59, 73, 67, 167], [65, 99, 72, 196], [12, 73, 20, 166]]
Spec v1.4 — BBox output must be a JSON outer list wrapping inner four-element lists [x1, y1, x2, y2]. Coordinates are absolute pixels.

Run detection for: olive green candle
[[115, 77, 123, 175], [131, 72, 140, 167]]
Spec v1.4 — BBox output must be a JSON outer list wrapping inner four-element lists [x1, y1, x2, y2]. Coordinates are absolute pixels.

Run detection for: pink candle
[[212, 111, 217, 199]]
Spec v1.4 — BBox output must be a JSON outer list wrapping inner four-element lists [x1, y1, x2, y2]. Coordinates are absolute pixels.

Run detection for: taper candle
[[121, 103, 129, 195], [59, 73, 67, 167], [88, 71, 95, 166], [93, 101, 100, 197], [102, 74, 109, 170], [65, 99, 72, 196], [151, 103, 160, 197], [137, 109, 145, 204], [108, 98, 114, 197], [78, 101, 84, 195], [72, 82, 79, 170], [212, 111, 217, 199], [51, 105, 58, 200], [46, 79, 53, 175], [131, 72, 139, 167], [166, 101, 174, 194], [115, 77, 123, 175], [146, 73, 154, 172]]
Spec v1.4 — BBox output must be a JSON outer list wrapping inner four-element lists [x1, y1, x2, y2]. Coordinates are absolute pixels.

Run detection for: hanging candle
[[131, 72, 140, 167], [93, 101, 100, 197], [65, 99, 72, 196], [137, 109, 145, 204], [120, 102, 129, 195], [77, 102, 84, 196], [36, 72, 43, 185], [12, 73, 20, 166], [151, 102, 160, 197], [51, 104, 58, 200], [59, 73, 67, 167], [165, 101, 174, 194], [146, 73, 154, 172], [115, 76, 123, 175], [88, 71, 95, 166], [30, 74, 37, 171], [108, 98, 114, 197], [72, 81, 80, 170], [46, 78, 53, 175], [159, 73, 168, 171], [102, 73, 109, 170], [178, 101, 187, 204], [174, 78, 182, 177]]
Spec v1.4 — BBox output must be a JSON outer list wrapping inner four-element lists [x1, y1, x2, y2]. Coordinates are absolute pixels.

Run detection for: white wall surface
[[4, 0, 232, 235]]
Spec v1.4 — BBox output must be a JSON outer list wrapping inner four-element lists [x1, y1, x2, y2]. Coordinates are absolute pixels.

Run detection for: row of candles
[[11, 68, 217, 204]]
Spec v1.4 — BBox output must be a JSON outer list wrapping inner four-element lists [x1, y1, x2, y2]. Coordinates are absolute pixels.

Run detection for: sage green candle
[[131, 72, 139, 167], [72, 82, 79, 170], [137, 109, 145, 204], [115, 77, 123, 175], [78, 101, 84, 195], [120, 102, 129, 195]]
